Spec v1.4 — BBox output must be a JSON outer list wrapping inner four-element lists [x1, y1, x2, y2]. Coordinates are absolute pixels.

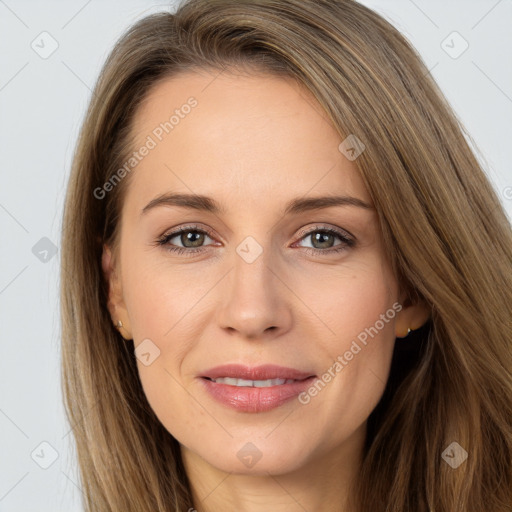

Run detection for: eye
[[155, 224, 355, 256], [156, 225, 216, 255], [293, 225, 355, 255]]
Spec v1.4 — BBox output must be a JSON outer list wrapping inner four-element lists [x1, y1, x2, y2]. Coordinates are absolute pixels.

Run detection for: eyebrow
[[141, 193, 374, 217]]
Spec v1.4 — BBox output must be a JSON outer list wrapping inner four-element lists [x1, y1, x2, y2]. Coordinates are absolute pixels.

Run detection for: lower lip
[[199, 376, 317, 412]]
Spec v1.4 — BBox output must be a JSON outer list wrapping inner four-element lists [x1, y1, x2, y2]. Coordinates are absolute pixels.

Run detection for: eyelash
[[155, 224, 355, 257]]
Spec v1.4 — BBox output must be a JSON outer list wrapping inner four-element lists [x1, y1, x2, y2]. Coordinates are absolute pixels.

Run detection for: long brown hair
[[60, 1, 512, 510]]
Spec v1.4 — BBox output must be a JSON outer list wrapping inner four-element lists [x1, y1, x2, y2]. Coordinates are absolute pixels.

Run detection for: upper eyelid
[[295, 223, 354, 240], [162, 224, 215, 240]]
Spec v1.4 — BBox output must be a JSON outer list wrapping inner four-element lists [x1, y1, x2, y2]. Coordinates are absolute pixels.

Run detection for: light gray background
[[0, 1, 510, 510]]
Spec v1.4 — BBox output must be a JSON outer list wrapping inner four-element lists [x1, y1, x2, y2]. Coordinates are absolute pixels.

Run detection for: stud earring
[[116, 320, 123, 329], [397, 327, 412, 339]]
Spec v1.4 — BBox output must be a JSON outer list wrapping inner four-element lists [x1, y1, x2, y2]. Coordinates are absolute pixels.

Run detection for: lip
[[200, 364, 315, 381], [199, 364, 317, 413]]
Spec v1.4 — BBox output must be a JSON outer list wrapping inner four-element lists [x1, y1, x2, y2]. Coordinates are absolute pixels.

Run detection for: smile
[[204, 377, 298, 387]]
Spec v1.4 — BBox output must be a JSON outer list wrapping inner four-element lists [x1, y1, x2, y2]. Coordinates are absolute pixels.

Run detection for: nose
[[216, 245, 293, 340]]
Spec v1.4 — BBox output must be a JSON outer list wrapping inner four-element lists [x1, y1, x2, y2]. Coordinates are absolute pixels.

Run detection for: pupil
[[313, 232, 333, 249], [183, 231, 204, 247]]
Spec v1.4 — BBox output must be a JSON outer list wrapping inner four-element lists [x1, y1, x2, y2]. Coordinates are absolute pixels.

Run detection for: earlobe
[[101, 244, 133, 340], [395, 297, 431, 338]]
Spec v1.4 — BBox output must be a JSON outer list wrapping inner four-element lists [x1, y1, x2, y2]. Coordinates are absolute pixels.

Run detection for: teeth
[[211, 377, 296, 387]]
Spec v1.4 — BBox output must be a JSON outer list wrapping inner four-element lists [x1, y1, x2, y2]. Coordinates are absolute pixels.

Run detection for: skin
[[103, 68, 430, 512]]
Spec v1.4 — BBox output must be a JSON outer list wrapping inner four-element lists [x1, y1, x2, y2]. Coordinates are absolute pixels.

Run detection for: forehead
[[125, 69, 372, 214]]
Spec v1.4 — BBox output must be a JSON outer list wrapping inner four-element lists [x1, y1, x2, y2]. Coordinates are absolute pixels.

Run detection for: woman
[[60, 0, 512, 510]]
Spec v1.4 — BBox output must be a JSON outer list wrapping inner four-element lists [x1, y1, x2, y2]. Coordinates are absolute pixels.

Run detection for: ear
[[394, 291, 431, 338], [101, 244, 132, 340]]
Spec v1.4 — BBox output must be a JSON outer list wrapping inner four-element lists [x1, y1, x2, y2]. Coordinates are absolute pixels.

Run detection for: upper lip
[[200, 364, 316, 381]]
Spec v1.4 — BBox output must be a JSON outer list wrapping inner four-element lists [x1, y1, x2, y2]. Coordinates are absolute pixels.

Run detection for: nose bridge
[[235, 240, 271, 292], [231, 235, 277, 307], [215, 234, 291, 338]]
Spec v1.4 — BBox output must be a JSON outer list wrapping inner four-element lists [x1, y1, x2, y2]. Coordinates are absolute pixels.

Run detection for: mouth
[[199, 364, 317, 412]]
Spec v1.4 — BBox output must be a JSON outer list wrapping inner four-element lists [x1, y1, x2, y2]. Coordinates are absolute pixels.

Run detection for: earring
[[397, 327, 412, 339], [116, 320, 123, 329]]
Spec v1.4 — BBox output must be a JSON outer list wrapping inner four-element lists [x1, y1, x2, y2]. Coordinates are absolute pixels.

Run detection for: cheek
[[295, 260, 398, 433], [334, 264, 398, 377], [293, 255, 398, 348], [122, 247, 215, 342], [120, 252, 223, 431], [122, 267, 200, 436]]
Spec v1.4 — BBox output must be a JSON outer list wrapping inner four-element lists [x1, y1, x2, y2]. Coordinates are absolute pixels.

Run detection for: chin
[[188, 435, 313, 476]]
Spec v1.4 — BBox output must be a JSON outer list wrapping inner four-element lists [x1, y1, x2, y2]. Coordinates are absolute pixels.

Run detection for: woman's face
[[104, 69, 421, 476]]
